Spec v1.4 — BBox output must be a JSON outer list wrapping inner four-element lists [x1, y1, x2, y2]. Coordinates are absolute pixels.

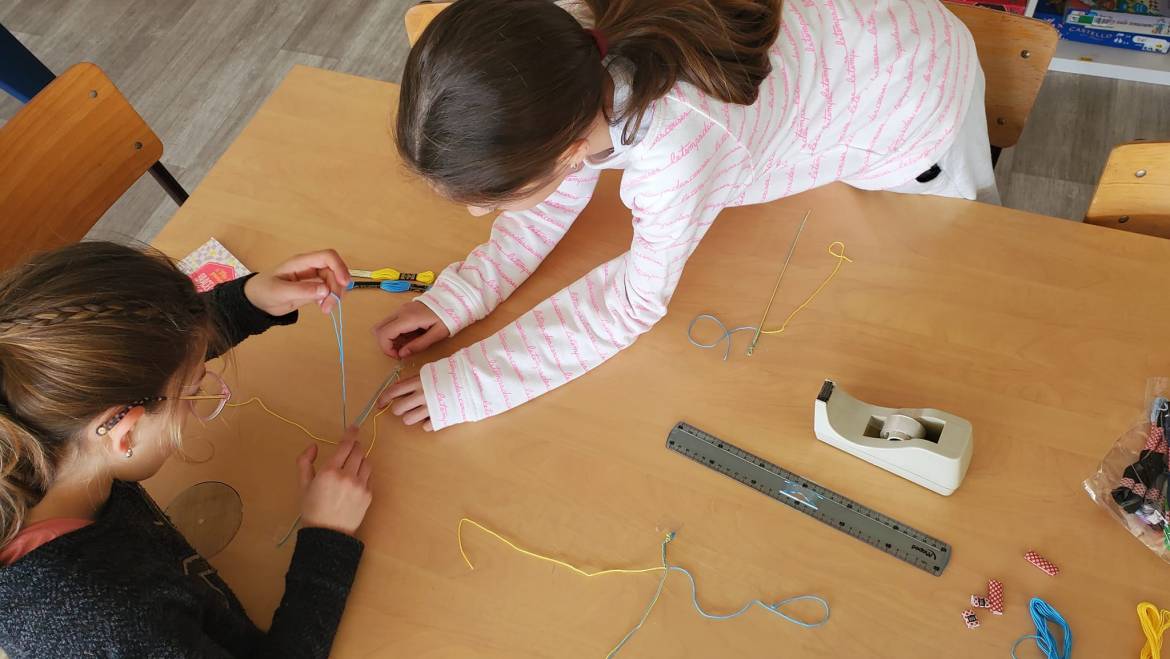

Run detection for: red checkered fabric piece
[[987, 579, 1004, 615], [1143, 426, 1166, 452], [1024, 550, 1059, 576]]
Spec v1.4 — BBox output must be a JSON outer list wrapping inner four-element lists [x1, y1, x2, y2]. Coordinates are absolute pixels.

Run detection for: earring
[[124, 447, 134, 459], [572, 163, 583, 172]]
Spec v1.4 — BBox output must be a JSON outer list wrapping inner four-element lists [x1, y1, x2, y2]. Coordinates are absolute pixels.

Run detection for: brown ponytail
[[396, 0, 779, 205], [587, 0, 780, 143], [0, 242, 218, 547]]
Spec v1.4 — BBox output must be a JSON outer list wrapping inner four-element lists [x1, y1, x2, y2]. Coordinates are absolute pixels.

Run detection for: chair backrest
[[405, 2, 452, 46], [1086, 141, 1170, 239], [0, 62, 162, 269], [944, 3, 1059, 150]]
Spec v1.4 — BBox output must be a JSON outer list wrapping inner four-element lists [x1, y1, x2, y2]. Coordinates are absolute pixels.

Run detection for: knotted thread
[[688, 241, 852, 360]]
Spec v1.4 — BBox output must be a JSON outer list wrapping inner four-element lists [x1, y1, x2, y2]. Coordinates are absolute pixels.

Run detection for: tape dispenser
[[813, 379, 973, 495]]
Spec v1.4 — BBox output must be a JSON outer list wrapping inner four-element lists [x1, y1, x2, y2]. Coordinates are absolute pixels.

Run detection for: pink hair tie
[[584, 28, 608, 58]]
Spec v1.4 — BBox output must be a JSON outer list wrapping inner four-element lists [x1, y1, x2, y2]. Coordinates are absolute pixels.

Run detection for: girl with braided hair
[[0, 241, 370, 658]]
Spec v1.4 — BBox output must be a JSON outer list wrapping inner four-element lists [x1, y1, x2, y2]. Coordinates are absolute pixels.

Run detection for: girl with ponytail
[[379, 0, 994, 430], [0, 242, 371, 658]]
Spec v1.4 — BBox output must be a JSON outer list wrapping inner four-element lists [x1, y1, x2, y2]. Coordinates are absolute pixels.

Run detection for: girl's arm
[[202, 250, 352, 359], [256, 438, 370, 658], [203, 274, 299, 359], [254, 527, 363, 658], [413, 107, 748, 430], [415, 171, 602, 337]]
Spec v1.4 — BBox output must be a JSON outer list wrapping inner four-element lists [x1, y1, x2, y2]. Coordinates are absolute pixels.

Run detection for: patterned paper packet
[[178, 238, 251, 293]]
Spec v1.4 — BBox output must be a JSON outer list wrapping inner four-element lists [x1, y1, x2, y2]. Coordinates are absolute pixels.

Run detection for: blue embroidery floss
[[276, 294, 349, 547], [329, 294, 347, 428], [1010, 597, 1072, 659]]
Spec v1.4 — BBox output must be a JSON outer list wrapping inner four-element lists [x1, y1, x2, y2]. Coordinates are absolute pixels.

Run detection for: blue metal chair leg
[[0, 23, 54, 102]]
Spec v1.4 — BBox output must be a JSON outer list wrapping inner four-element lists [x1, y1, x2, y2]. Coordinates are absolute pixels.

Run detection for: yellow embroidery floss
[[456, 518, 830, 657]]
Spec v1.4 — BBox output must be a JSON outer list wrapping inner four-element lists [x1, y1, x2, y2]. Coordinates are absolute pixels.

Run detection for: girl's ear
[[94, 405, 146, 459], [559, 139, 592, 171]]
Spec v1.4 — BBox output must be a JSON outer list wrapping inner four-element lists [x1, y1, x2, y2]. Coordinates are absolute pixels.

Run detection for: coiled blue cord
[[1011, 597, 1072, 659]]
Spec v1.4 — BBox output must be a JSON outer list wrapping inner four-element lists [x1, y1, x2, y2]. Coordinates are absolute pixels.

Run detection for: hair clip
[[95, 396, 163, 436]]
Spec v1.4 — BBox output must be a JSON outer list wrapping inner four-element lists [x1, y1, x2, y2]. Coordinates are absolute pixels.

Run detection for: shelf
[[1048, 38, 1170, 85], [1022, 0, 1170, 86]]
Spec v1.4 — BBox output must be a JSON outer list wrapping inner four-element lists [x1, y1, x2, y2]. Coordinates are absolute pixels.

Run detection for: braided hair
[[0, 242, 218, 547]]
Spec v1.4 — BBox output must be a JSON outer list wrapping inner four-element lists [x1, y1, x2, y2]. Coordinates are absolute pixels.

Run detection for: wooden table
[[149, 66, 1170, 658]]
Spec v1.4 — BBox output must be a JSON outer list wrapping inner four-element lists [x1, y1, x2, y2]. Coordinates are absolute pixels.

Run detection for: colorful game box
[[177, 238, 251, 293], [1065, 0, 1167, 15], [1063, 7, 1170, 51], [1034, 1, 1170, 51], [1066, 8, 1170, 33]]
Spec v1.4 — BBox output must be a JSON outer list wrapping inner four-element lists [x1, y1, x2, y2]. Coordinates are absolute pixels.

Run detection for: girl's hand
[[245, 249, 351, 316], [297, 432, 373, 536], [378, 375, 433, 431], [372, 301, 449, 359]]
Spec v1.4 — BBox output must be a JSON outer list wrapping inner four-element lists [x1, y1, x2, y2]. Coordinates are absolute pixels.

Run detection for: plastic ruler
[[666, 421, 952, 575]]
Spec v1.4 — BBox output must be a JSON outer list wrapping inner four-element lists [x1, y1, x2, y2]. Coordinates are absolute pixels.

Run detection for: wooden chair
[[1086, 141, 1170, 239], [405, 2, 452, 46], [0, 63, 164, 268], [944, 3, 1060, 165]]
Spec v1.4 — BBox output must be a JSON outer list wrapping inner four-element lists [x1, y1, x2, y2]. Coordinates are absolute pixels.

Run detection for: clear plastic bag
[[1084, 377, 1170, 562]]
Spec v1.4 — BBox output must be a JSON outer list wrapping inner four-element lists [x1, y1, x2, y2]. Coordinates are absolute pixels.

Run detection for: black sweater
[[0, 276, 364, 658]]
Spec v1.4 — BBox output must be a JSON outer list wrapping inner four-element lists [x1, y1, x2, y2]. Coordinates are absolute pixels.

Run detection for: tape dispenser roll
[[880, 413, 927, 441]]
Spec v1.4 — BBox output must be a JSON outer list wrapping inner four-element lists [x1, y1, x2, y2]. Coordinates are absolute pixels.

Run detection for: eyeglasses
[[95, 371, 232, 436]]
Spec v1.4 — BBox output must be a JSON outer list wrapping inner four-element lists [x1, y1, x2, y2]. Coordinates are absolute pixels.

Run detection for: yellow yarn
[[457, 518, 671, 658], [457, 517, 665, 578], [758, 241, 852, 337], [225, 397, 391, 457], [1138, 601, 1170, 659]]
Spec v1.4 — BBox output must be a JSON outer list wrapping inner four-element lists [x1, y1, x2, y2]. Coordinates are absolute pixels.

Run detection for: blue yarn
[[607, 532, 831, 657], [328, 294, 347, 428], [1011, 597, 1072, 659]]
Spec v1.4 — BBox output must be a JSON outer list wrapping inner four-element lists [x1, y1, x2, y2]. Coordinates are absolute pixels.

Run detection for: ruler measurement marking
[[666, 422, 950, 575]]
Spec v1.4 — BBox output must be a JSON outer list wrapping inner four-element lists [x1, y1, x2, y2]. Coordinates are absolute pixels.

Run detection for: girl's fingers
[[380, 376, 421, 408], [372, 313, 398, 335], [327, 438, 359, 470], [341, 443, 365, 474], [380, 315, 427, 342], [281, 279, 330, 309], [278, 250, 351, 290], [423, 421, 433, 432], [391, 391, 427, 417], [375, 318, 423, 357], [402, 406, 430, 426], [297, 444, 318, 488], [399, 324, 448, 358], [358, 462, 372, 485]]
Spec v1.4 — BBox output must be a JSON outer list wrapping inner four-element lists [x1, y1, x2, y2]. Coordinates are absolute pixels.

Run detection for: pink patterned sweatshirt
[[417, 0, 977, 430]]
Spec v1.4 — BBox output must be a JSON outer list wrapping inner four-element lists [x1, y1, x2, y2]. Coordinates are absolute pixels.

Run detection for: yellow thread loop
[[1138, 601, 1170, 659], [759, 241, 851, 337]]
